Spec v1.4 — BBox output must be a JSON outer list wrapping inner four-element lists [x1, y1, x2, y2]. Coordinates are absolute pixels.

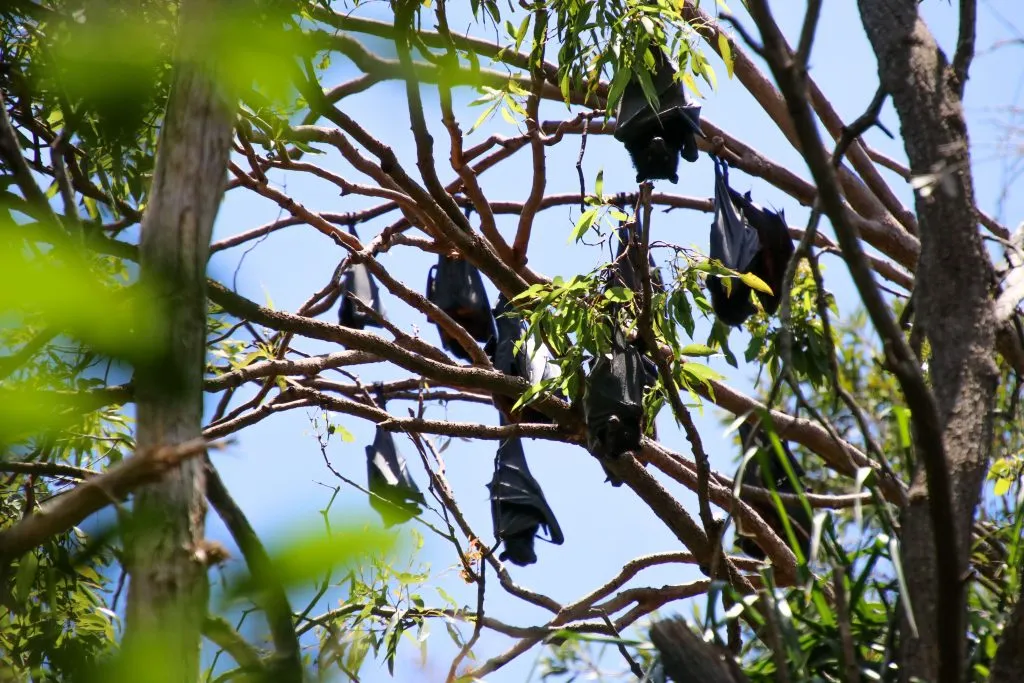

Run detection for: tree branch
[[0, 438, 225, 561]]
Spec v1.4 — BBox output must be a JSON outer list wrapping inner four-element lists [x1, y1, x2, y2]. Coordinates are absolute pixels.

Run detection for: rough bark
[[121, 0, 237, 678], [858, 2, 998, 681], [649, 617, 750, 683]]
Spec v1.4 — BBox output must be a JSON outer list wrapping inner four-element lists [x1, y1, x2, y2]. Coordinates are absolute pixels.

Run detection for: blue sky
[[193, 1, 1024, 681]]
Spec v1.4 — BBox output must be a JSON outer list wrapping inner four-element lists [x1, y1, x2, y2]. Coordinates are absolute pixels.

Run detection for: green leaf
[[994, 477, 1012, 497], [739, 271, 773, 294], [717, 32, 735, 79], [681, 362, 724, 384], [678, 344, 716, 357], [604, 286, 634, 303], [14, 552, 39, 604], [570, 208, 599, 242]]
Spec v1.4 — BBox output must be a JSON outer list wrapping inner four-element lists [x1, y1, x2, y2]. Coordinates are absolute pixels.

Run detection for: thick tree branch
[[0, 439, 222, 561]]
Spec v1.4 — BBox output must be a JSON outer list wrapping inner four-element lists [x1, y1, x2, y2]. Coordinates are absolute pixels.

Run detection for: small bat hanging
[[734, 422, 812, 561], [614, 48, 703, 184], [338, 224, 385, 329], [707, 156, 795, 326], [610, 220, 663, 294], [426, 252, 497, 361], [583, 326, 646, 465], [488, 431, 564, 566], [366, 426, 426, 527], [486, 294, 562, 423]]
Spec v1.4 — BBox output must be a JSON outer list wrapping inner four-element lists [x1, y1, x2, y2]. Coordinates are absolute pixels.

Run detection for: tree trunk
[[858, 2, 998, 681], [122, 0, 236, 678]]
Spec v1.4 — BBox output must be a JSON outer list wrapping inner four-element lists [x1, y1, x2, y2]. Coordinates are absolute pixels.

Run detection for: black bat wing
[[488, 436, 563, 566], [711, 159, 760, 271], [708, 158, 762, 326], [584, 332, 645, 460], [339, 264, 384, 329], [339, 226, 385, 329], [614, 49, 703, 182], [366, 428, 425, 526], [426, 254, 497, 354], [489, 294, 529, 377], [732, 192, 795, 316], [611, 221, 640, 292]]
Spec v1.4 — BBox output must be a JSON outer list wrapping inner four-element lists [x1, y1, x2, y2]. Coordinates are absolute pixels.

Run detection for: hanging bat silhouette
[[338, 224, 385, 329], [614, 48, 703, 184], [734, 422, 812, 561], [488, 433, 564, 566], [426, 252, 497, 361], [366, 427, 426, 527], [610, 220, 664, 294], [584, 326, 646, 467], [707, 156, 795, 326], [486, 294, 563, 423], [611, 221, 662, 394]]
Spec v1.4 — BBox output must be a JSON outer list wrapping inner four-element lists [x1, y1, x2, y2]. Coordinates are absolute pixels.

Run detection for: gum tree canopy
[[1, 1, 1023, 682]]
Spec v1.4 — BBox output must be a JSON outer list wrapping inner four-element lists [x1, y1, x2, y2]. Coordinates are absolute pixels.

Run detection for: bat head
[[626, 135, 681, 183], [587, 409, 644, 460], [706, 276, 756, 327], [497, 508, 544, 566]]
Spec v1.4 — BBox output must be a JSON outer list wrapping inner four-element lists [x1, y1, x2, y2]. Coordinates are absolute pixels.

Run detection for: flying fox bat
[[614, 48, 703, 184], [366, 427, 426, 527], [707, 157, 795, 326], [426, 253, 497, 361], [610, 220, 663, 294], [486, 294, 563, 423], [488, 433, 564, 566], [584, 327, 646, 465], [338, 225, 385, 329], [734, 422, 812, 561]]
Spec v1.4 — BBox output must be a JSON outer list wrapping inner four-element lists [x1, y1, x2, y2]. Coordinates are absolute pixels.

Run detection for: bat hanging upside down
[[707, 156, 795, 326], [488, 432, 563, 566], [614, 48, 704, 184]]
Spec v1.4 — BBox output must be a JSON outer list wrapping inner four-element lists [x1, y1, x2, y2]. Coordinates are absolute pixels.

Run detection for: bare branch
[[0, 438, 228, 561], [952, 0, 977, 97]]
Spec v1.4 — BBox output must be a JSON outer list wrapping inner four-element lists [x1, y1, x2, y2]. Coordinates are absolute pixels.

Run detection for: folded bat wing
[[614, 49, 704, 182], [611, 220, 664, 294], [488, 435, 563, 566], [366, 427, 426, 527], [708, 158, 763, 326], [338, 225, 386, 329], [339, 264, 384, 329], [426, 254, 497, 360], [584, 329, 646, 461], [711, 159, 761, 272], [730, 191, 795, 316], [489, 294, 530, 376]]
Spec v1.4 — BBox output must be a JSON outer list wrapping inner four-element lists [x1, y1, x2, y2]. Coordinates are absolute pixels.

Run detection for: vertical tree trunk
[[858, 2, 998, 681], [122, 0, 236, 677]]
